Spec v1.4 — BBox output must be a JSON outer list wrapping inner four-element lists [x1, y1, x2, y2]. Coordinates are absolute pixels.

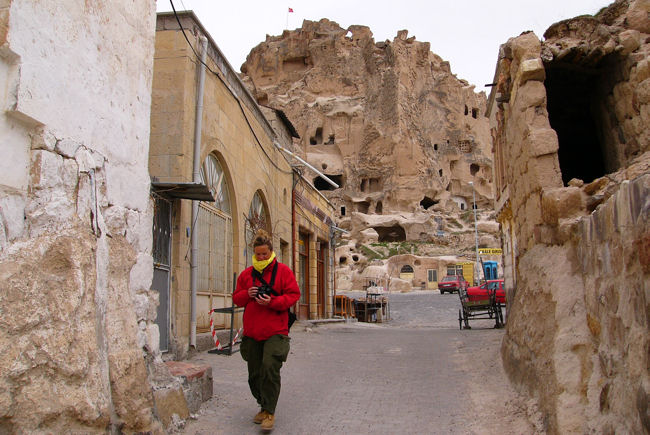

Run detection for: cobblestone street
[[182, 291, 541, 434]]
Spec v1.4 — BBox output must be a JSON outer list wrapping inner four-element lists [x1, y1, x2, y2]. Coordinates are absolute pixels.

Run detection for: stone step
[[165, 361, 213, 414]]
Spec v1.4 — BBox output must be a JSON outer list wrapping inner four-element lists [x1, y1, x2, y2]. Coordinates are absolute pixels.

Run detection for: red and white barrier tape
[[209, 310, 243, 350], [208, 309, 223, 350], [231, 327, 243, 346]]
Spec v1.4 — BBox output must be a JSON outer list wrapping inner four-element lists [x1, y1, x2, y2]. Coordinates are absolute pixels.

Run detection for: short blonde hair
[[252, 229, 273, 251]]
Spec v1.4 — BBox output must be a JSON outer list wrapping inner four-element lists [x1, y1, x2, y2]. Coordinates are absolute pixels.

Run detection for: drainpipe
[[190, 35, 208, 348]]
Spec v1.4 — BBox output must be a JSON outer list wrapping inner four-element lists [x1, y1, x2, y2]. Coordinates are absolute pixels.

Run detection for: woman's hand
[[248, 286, 258, 299], [255, 294, 271, 306]]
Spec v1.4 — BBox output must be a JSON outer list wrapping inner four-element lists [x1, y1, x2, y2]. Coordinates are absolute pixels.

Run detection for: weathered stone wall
[[0, 1, 162, 432], [492, 1, 650, 432]]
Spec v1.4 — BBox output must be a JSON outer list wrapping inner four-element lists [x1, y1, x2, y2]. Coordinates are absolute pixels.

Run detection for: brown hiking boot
[[261, 412, 275, 431], [253, 410, 267, 424]]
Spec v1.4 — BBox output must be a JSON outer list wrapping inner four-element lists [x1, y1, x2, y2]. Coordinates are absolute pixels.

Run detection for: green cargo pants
[[240, 334, 290, 415]]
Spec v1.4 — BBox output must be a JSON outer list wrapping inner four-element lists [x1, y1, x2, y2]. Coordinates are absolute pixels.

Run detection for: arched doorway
[[399, 264, 414, 282]]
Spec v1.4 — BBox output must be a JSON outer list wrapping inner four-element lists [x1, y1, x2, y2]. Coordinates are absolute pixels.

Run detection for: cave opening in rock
[[339, 256, 347, 265], [375, 201, 383, 214], [545, 56, 623, 185], [470, 163, 479, 176], [471, 108, 478, 119], [420, 196, 438, 210], [374, 225, 406, 242], [310, 127, 323, 145], [340, 206, 346, 216], [313, 174, 342, 191], [356, 201, 370, 213], [326, 134, 335, 144]]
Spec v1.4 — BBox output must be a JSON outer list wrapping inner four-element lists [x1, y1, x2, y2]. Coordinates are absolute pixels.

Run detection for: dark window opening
[[340, 206, 346, 216], [460, 203, 465, 210], [326, 134, 335, 144], [545, 61, 615, 185], [257, 93, 269, 106], [470, 163, 480, 176], [356, 201, 370, 213], [375, 201, 383, 214], [313, 174, 343, 191], [400, 265, 414, 273], [420, 196, 438, 210], [438, 169, 443, 177], [374, 225, 406, 242], [339, 256, 347, 265], [464, 105, 469, 116], [352, 255, 359, 262], [471, 108, 478, 119], [434, 143, 438, 150], [315, 127, 323, 144]]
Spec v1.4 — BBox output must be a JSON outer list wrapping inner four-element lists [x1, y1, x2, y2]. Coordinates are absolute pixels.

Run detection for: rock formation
[[489, 0, 650, 432], [240, 19, 498, 288]]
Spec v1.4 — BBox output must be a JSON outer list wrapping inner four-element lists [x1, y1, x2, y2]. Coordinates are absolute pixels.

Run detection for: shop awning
[[151, 182, 215, 202]]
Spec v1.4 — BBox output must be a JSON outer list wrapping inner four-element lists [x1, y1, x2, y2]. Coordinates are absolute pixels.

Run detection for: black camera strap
[[251, 261, 297, 329], [252, 262, 279, 296]]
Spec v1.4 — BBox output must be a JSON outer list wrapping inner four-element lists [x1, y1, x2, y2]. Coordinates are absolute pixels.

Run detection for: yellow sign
[[479, 248, 502, 255]]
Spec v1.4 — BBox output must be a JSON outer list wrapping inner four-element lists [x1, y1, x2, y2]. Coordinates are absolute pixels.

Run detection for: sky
[[156, 0, 613, 91]]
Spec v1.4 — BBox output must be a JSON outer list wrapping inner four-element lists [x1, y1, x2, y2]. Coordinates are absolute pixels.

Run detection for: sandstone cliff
[[241, 19, 497, 288]]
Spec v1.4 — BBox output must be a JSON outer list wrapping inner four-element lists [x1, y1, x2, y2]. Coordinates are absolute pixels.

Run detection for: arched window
[[200, 154, 231, 214], [196, 154, 233, 328], [246, 191, 269, 247], [400, 265, 414, 273]]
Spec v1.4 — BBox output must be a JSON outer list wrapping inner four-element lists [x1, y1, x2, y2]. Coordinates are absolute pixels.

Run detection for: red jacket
[[233, 259, 300, 341]]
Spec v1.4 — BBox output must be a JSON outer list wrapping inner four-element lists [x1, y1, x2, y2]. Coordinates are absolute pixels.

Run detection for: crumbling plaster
[[0, 1, 165, 432]]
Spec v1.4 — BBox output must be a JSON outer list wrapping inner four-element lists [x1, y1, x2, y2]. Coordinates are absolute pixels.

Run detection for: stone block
[[618, 30, 641, 55], [635, 78, 650, 105], [518, 58, 545, 84], [525, 127, 559, 157], [632, 58, 650, 83], [30, 150, 63, 190], [627, 2, 650, 33], [165, 361, 213, 413], [153, 386, 190, 428], [30, 127, 57, 151], [55, 138, 81, 158], [0, 190, 25, 242], [530, 154, 562, 190]]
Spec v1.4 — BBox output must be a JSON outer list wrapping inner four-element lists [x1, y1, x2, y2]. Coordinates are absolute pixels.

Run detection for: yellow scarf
[[252, 252, 276, 273]]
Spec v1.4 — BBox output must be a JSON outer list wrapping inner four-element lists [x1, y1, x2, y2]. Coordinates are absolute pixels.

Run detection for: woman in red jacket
[[233, 229, 300, 432]]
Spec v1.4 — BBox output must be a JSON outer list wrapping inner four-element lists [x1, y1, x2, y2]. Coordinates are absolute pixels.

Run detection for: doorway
[[151, 196, 171, 352], [298, 232, 310, 319]]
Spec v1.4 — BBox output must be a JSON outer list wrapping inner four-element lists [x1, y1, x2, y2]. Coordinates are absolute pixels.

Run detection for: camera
[[256, 285, 275, 299]]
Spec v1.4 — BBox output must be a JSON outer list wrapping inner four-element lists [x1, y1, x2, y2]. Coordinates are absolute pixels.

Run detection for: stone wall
[[0, 1, 162, 432], [491, 1, 649, 433]]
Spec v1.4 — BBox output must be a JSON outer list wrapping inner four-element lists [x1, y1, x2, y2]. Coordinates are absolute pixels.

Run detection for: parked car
[[438, 275, 468, 294], [466, 279, 506, 305]]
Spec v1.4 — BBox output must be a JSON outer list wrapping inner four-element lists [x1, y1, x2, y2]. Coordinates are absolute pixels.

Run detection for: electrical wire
[[169, 0, 292, 176]]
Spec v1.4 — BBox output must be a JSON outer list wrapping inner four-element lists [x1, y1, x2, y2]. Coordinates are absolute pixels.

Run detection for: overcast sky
[[156, 0, 613, 91]]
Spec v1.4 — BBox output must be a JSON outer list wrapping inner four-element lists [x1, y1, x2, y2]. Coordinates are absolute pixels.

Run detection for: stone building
[[150, 11, 336, 359], [0, 1, 163, 432], [487, 0, 649, 433]]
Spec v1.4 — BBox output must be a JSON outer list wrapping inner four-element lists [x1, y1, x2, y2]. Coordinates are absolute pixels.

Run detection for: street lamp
[[468, 181, 479, 285]]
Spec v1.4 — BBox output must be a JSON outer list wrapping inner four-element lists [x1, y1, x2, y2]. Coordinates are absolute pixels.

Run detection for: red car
[[466, 279, 506, 304], [438, 275, 468, 294]]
